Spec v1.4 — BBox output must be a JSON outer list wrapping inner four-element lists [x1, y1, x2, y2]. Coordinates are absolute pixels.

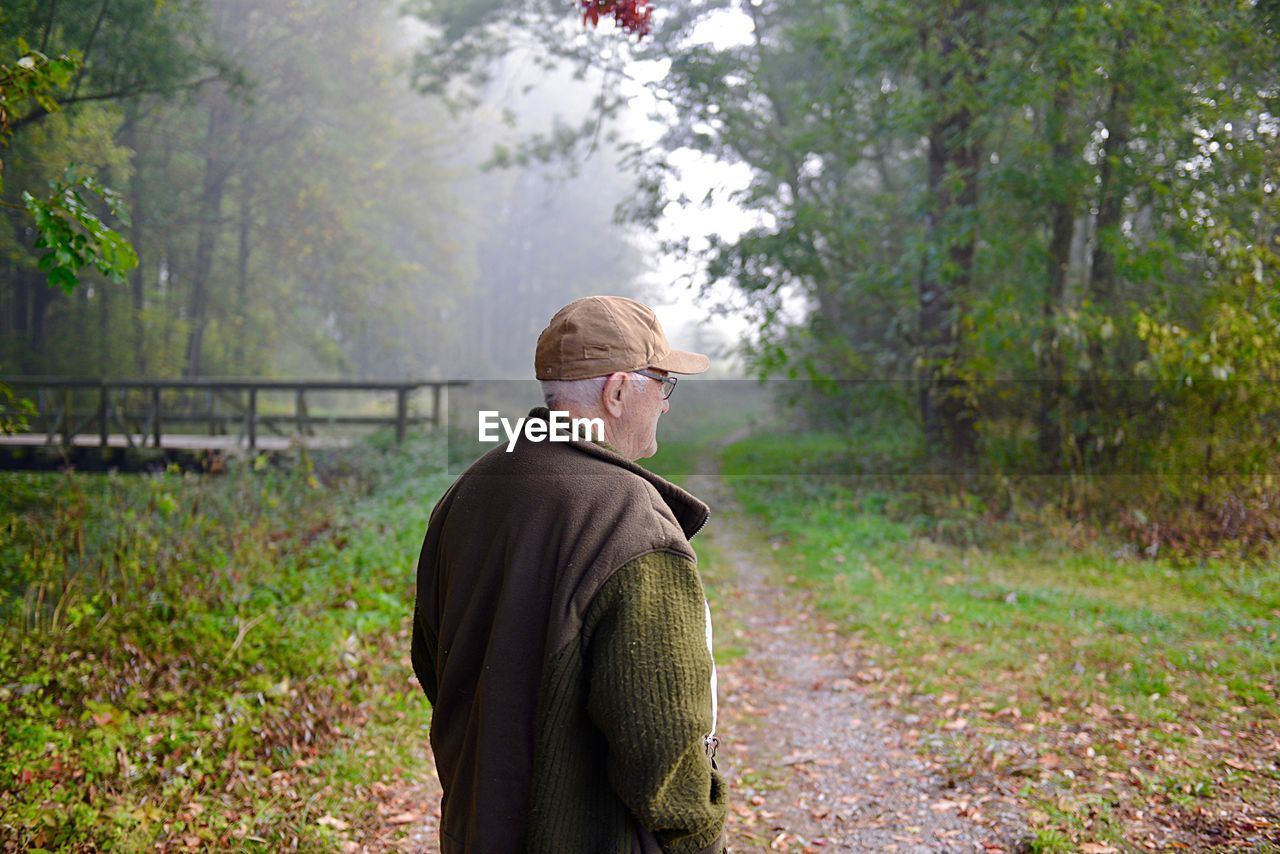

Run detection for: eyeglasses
[[633, 368, 678, 400]]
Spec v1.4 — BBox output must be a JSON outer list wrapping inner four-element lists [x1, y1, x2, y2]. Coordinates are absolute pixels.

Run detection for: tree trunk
[[1088, 69, 1131, 310], [183, 92, 234, 378], [1037, 82, 1078, 468], [1079, 33, 1133, 466], [120, 101, 150, 376], [917, 1, 983, 467], [232, 173, 253, 374]]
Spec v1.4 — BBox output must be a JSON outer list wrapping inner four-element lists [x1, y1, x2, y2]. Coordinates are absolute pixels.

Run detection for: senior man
[[411, 296, 728, 853]]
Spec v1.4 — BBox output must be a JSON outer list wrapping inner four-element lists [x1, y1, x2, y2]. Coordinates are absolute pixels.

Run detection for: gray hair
[[541, 373, 648, 411]]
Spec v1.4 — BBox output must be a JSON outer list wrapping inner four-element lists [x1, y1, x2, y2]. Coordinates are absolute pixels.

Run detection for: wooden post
[[432, 384, 443, 428], [99, 382, 109, 447], [295, 388, 308, 437], [43, 388, 57, 445], [152, 386, 162, 448], [60, 387, 72, 446], [247, 387, 258, 450], [395, 387, 409, 443]]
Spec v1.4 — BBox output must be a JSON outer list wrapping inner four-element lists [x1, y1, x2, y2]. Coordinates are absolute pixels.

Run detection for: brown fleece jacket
[[411, 408, 727, 853]]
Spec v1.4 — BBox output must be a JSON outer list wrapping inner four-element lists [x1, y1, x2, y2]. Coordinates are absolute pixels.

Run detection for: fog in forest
[[0, 0, 751, 384], [3, 0, 1276, 479]]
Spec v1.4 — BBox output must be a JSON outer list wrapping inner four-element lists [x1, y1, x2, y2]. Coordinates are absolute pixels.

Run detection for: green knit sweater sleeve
[[584, 551, 728, 854]]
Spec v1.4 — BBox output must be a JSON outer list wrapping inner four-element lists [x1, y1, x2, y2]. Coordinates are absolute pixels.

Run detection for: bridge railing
[[1, 377, 467, 450]]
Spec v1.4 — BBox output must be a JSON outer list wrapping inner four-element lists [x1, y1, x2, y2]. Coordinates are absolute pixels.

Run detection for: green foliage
[[22, 166, 138, 292], [0, 1, 228, 110], [408, 0, 1280, 545], [0, 41, 80, 150], [0, 438, 452, 848], [0, 379, 36, 433], [1098, 211, 1280, 522], [1, 42, 138, 292], [1, 0, 539, 379]]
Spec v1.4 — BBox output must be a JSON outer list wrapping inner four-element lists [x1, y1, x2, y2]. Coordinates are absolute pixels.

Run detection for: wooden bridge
[[0, 377, 465, 469]]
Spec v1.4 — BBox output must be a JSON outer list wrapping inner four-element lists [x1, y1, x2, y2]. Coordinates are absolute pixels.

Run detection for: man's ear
[[600, 372, 628, 418]]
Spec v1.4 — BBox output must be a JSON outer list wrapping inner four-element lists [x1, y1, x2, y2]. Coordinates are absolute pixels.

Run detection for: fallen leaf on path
[[316, 815, 349, 830], [783, 753, 819, 766]]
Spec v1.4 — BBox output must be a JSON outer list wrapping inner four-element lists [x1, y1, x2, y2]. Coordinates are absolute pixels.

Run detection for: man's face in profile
[[632, 368, 671, 460], [607, 368, 671, 460]]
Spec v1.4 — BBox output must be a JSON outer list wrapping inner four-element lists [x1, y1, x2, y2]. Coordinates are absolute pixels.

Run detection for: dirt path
[[685, 469, 1026, 852]]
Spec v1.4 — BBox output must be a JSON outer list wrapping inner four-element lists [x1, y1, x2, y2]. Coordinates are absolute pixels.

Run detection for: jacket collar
[[526, 407, 710, 540]]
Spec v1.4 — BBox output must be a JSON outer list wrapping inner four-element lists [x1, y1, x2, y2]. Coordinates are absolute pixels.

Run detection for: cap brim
[[651, 348, 710, 375]]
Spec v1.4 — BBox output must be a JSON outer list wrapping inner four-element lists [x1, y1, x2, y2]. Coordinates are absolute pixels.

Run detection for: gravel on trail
[[686, 471, 1026, 852]]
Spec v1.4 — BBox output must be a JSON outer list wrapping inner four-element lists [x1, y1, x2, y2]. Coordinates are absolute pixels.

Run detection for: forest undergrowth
[[719, 431, 1280, 851], [4, 421, 1278, 851], [0, 435, 448, 851]]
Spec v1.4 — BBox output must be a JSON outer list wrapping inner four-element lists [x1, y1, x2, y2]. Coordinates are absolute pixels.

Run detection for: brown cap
[[535, 296, 711, 380]]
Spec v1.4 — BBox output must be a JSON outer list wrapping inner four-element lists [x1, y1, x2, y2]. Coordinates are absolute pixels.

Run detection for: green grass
[[721, 435, 1279, 713], [680, 532, 748, 667], [11, 415, 1274, 849], [720, 430, 1280, 847], [0, 435, 451, 850]]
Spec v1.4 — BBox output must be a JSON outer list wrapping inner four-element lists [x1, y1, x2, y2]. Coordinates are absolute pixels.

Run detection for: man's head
[[535, 296, 709, 460]]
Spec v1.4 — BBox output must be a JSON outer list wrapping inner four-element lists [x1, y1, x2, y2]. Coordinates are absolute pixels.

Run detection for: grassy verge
[[721, 431, 1279, 851], [0, 436, 451, 850]]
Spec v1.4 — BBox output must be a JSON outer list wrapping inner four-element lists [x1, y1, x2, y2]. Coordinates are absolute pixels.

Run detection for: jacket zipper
[[689, 508, 710, 540]]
